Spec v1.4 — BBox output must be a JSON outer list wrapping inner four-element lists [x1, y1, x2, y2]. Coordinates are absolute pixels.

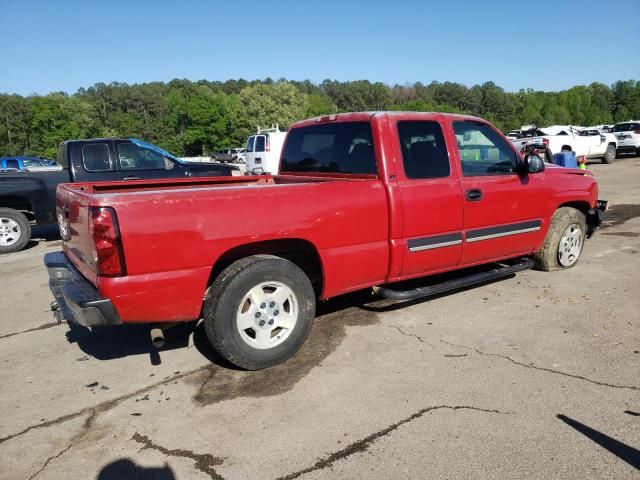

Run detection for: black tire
[[601, 144, 616, 164], [533, 207, 586, 271], [0, 208, 31, 254], [560, 145, 573, 152], [203, 255, 316, 370]]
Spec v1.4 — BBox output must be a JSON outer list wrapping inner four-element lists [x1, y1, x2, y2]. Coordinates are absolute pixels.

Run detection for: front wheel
[[601, 144, 616, 164], [533, 207, 586, 271], [0, 208, 31, 254], [203, 255, 316, 370]]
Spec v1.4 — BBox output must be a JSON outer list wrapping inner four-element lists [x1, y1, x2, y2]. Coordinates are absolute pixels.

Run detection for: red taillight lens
[[634, 129, 640, 134], [89, 207, 125, 276], [266, 136, 271, 152], [542, 137, 549, 146]]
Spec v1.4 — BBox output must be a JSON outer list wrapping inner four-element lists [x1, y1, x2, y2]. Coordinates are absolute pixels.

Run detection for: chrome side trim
[[409, 239, 463, 252], [465, 226, 540, 243]]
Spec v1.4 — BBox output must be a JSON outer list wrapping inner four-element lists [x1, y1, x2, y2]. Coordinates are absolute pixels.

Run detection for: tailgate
[[56, 184, 98, 286]]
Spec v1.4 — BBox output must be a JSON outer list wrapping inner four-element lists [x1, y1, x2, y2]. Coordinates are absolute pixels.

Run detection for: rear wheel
[[602, 144, 616, 164], [0, 208, 31, 254], [533, 207, 586, 271], [203, 255, 316, 370]]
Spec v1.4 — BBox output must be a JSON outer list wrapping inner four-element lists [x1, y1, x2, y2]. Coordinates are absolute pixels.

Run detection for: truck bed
[[56, 172, 389, 321]]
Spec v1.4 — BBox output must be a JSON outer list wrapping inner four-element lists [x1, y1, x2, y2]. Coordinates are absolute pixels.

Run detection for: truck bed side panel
[[95, 180, 389, 322]]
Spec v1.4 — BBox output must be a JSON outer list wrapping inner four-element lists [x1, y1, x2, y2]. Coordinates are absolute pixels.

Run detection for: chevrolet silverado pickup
[[0, 138, 238, 253], [45, 112, 606, 370]]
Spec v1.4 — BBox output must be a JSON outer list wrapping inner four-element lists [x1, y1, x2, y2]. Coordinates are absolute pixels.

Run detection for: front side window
[[118, 143, 165, 170], [281, 121, 377, 175], [397, 121, 450, 179], [246, 136, 255, 152], [453, 122, 517, 176], [82, 144, 112, 172]]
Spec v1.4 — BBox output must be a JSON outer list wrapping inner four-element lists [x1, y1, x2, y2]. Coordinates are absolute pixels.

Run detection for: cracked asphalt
[[1, 157, 639, 480]]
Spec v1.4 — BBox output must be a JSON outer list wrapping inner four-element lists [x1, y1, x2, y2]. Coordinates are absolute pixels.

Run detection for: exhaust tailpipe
[[150, 328, 165, 349]]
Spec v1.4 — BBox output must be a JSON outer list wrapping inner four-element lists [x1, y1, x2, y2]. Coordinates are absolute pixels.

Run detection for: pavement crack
[[26, 445, 72, 480], [275, 404, 509, 480], [0, 322, 58, 340], [132, 432, 224, 480], [440, 339, 639, 391], [0, 365, 208, 446], [26, 409, 98, 479], [386, 325, 434, 347]]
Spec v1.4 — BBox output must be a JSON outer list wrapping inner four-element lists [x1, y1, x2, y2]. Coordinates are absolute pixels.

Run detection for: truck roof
[[291, 111, 486, 129]]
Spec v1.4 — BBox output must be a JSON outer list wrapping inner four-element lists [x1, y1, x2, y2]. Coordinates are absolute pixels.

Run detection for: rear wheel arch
[[207, 238, 324, 299]]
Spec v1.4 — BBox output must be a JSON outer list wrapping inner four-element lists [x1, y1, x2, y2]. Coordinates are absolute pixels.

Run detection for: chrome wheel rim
[[236, 281, 298, 349], [0, 217, 21, 246], [558, 223, 583, 267]]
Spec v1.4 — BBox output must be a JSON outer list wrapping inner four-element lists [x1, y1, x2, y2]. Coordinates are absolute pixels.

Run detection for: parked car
[[0, 138, 239, 253], [245, 125, 287, 175], [0, 156, 57, 171], [509, 125, 617, 163], [611, 121, 640, 155], [46, 112, 606, 370], [212, 149, 234, 163], [232, 148, 246, 163]]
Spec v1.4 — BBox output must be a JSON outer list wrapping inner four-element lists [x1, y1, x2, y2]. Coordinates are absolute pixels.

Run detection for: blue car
[[0, 156, 57, 171]]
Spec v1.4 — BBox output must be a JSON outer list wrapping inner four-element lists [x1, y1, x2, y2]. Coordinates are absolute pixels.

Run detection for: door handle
[[465, 189, 483, 201], [123, 176, 140, 180]]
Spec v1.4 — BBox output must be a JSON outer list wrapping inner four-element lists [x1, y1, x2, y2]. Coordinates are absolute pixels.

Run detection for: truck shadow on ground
[[22, 224, 61, 251], [96, 458, 175, 480]]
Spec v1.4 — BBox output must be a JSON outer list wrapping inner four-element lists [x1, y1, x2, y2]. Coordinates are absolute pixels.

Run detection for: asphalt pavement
[[0, 157, 638, 480]]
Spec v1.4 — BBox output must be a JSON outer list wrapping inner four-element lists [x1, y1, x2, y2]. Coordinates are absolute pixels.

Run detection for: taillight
[[89, 207, 125, 276], [634, 129, 640, 134], [542, 137, 549, 146], [266, 136, 271, 152]]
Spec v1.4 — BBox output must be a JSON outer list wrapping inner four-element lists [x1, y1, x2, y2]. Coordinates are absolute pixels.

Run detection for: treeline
[[1, 79, 639, 158]]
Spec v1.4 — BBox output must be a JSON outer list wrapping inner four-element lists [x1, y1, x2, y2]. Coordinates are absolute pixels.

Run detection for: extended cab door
[[450, 120, 545, 265], [391, 117, 464, 278], [71, 140, 120, 182]]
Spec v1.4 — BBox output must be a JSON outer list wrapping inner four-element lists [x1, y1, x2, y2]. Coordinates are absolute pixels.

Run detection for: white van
[[245, 125, 287, 175]]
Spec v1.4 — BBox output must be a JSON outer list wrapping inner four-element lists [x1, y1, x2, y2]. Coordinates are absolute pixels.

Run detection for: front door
[[116, 141, 181, 180], [451, 120, 545, 266], [393, 118, 464, 278]]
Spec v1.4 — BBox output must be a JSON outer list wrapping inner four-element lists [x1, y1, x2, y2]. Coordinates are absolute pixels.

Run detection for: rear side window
[[613, 123, 640, 132], [281, 122, 377, 175], [82, 144, 112, 172], [397, 121, 450, 179], [254, 136, 266, 152]]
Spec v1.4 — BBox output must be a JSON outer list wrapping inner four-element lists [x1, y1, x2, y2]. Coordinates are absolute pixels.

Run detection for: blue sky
[[1, 0, 638, 95]]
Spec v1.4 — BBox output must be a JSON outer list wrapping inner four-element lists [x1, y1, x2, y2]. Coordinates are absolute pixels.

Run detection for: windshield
[[613, 123, 639, 132], [281, 121, 377, 175], [22, 157, 52, 167]]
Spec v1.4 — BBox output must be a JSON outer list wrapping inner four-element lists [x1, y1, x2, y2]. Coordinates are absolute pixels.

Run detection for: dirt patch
[[601, 204, 640, 229], [190, 292, 381, 406]]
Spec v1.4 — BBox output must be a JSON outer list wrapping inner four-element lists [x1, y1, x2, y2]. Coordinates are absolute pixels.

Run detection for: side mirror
[[523, 154, 545, 174], [164, 157, 175, 170]]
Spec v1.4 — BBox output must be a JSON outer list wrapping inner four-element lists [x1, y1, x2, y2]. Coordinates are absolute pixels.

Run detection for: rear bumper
[[586, 200, 608, 238], [44, 251, 121, 327]]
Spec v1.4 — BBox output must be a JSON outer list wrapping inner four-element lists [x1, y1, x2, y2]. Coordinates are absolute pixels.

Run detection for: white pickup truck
[[510, 125, 617, 164]]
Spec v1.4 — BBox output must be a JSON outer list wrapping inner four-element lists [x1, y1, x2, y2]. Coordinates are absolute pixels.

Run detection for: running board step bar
[[373, 258, 535, 301]]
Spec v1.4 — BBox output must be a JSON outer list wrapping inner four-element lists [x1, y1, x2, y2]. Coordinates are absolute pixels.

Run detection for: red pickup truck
[[45, 112, 606, 369]]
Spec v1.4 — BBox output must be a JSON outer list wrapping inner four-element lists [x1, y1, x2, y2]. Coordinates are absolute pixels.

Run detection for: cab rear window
[[613, 123, 640, 132], [280, 122, 377, 175]]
